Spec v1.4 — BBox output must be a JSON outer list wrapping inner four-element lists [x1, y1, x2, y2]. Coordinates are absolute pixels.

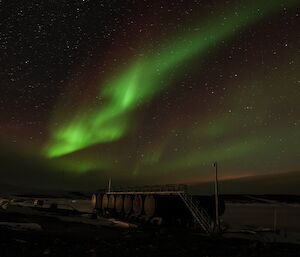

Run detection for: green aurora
[[44, 0, 299, 178]]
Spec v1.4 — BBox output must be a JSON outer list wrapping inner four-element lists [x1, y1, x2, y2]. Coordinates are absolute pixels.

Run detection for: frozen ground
[[223, 202, 300, 244], [0, 195, 299, 256]]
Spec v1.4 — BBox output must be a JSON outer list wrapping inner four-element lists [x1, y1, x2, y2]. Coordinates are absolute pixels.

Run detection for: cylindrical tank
[[144, 195, 156, 218], [91, 193, 103, 209], [115, 195, 124, 213], [123, 195, 133, 216], [132, 194, 143, 217], [102, 194, 109, 210], [144, 194, 190, 219], [108, 194, 115, 210], [91, 194, 97, 209]]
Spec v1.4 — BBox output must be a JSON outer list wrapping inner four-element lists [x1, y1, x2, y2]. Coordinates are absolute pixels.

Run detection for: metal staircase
[[178, 192, 214, 234]]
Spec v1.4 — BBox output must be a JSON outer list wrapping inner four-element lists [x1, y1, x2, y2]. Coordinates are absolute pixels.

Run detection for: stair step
[[178, 192, 213, 234]]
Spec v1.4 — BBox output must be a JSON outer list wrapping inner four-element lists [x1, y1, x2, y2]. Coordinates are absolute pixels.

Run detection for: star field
[[0, 0, 299, 188]]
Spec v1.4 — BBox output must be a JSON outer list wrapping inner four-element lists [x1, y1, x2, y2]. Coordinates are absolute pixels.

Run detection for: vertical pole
[[214, 162, 219, 231], [108, 178, 111, 193], [273, 207, 277, 232]]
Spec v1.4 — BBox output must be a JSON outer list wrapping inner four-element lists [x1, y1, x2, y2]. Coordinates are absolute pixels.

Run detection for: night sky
[[0, 0, 299, 191]]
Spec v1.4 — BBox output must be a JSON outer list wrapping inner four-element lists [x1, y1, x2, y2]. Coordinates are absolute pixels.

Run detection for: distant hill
[[189, 170, 300, 195]]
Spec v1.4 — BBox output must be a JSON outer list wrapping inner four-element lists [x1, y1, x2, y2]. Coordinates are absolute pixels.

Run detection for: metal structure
[[92, 183, 219, 234], [178, 192, 213, 233], [107, 184, 187, 194]]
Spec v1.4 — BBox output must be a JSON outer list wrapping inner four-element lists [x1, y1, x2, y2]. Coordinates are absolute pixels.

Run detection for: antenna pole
[[214, 162, 220, 231]]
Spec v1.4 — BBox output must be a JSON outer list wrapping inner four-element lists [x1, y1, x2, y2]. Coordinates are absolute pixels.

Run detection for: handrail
[[102, 184, 188, 193], [178, 192, 213, 234]]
